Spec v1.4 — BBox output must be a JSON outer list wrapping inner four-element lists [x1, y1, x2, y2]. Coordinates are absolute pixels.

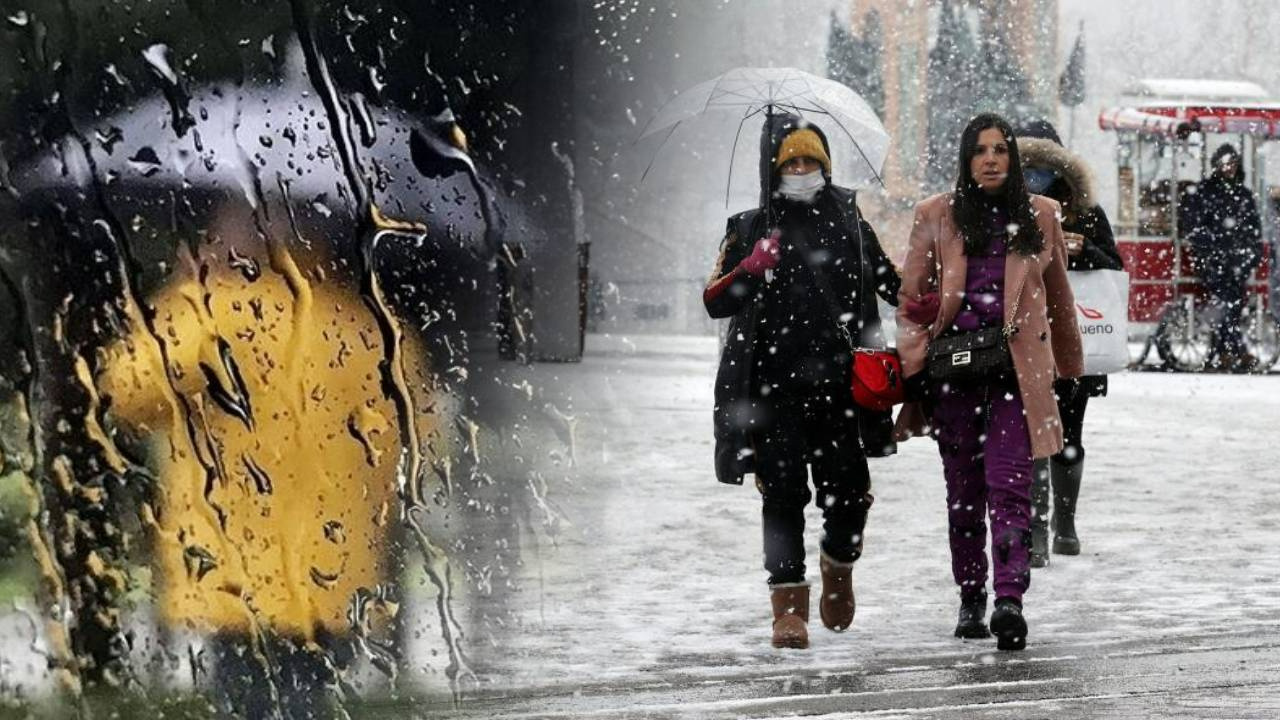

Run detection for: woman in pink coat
[[894, 113, 1084, 651]]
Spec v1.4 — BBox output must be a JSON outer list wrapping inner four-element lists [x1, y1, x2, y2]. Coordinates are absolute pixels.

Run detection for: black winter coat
[[1064, 206, 1123, 273], [1020, 132, 1125, 398], [704, 113, 900, 485], [1182, 174, 1263, 290]]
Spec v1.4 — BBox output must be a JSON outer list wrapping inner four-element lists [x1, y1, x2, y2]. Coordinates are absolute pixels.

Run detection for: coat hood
[[1210, 143, 1247, 185], [757, 112, 832, 209], [1018, 136, 1099, 210]]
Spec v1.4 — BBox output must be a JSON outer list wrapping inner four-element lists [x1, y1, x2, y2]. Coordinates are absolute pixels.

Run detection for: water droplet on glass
[[127, 147, 163, 176]]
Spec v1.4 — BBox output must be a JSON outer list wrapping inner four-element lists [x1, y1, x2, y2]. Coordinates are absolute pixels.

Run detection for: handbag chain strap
[[1003, 267, 1028, 340], [931, 202, 1030, 342]]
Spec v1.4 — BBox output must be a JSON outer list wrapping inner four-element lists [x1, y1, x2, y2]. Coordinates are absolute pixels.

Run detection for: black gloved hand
[[904, 371, 933, 404], [1053, 377, 1081, 403]]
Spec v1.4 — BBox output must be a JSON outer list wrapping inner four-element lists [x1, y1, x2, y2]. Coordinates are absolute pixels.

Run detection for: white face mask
[[777, 170, 826, 203]]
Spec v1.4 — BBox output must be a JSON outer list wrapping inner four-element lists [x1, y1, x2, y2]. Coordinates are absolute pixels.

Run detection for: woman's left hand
[[1054, 376, 1081, 402], [1063, 231, 1085, 256], [904, 291, 940, 325]]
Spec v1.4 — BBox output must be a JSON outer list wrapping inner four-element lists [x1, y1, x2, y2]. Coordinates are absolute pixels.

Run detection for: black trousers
[[1055, 388, 1089, 466], [1206, 269, 1250, 358], [752, 395, 873, 585]]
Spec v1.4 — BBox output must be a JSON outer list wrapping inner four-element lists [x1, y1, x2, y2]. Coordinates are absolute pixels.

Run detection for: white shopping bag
[[1067, 269, 1129, 375]]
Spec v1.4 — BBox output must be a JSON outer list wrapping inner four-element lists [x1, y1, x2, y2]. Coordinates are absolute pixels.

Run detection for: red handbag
[[785, 215, 905, 412], [851, 348, 904, 412]]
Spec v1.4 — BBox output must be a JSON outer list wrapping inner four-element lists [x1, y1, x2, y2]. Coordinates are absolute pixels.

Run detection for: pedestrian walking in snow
[[704, 112, 900, 649], [1181, 143, 1265, 373], [1017, 120, 1126, 567], [893, 113, 1083, 651]]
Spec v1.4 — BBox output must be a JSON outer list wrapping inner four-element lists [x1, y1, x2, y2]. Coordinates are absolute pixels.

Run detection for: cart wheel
[[1153, 300, 1212, 372], [1242, 302, 1280, 372], [1127, 333, 1154, 370]]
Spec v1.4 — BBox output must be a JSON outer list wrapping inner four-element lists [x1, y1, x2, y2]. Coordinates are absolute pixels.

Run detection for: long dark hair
[[952, 113, 1044, 256]]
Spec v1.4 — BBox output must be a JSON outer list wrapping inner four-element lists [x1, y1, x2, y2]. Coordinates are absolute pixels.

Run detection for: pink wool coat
[[893, 192, 1085, 459]]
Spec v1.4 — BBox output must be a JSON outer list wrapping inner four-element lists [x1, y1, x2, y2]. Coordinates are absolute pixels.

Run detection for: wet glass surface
[[0, 1, 590, 714]]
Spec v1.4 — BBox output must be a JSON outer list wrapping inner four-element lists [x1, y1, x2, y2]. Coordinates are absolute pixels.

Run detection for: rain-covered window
[[0, 1, 588, 715]]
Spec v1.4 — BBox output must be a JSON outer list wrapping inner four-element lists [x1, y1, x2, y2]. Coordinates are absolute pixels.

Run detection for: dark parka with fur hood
[[703, 113, 900, 485], [1181, 143, 1264, 285], [1019, 131, 1124, 397]]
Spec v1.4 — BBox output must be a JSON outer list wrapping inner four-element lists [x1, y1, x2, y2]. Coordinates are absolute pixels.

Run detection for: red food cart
[[1098, 79, 1280, 371]]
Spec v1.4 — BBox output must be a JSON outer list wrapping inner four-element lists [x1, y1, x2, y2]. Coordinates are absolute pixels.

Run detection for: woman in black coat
[[704, 112, 899, 649], [1181, 143, 1264, 372], [1017, 122, 1124, 567]]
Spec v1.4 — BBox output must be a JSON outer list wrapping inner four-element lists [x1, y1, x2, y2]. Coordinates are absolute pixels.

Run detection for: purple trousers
[[933, 380, 1034, 601]]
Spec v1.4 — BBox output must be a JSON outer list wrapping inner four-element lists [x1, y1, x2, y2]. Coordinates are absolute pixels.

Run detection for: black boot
[[990, 596, 1027, 651], [1030, 459, 1050, 568], [1051, 459, 1083, 555], [954, 591, 991, 639]]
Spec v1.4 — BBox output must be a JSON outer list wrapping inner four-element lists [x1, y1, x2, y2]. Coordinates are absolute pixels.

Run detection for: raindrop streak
[[348, 404, 392, 467], [310, 566, 340, 590], [271, 173, 318, 426], [350, 91, 377, 147], [128, 146, 163, 177], [200, 337, 255, 431], [242, 453, 274, 495], [348, 586, 400, 680], [140, 43, 196, 137], [183, 544, 219, 582], [227, 246, 262, 281], [94, 126, 124, 154], [71, 358, 129, 472], [323, 520, 346, 544]]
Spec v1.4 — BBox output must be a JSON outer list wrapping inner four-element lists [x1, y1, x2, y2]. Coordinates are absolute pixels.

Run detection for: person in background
[[894, 113, 1083, 651], [1016, 120, 1125, 566], [1181, 143, 1264, 373], [704, 113, 900, 650]]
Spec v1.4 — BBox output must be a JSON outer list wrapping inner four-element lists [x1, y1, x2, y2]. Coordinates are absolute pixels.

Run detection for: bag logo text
[[1077, 303, 1104, 320]]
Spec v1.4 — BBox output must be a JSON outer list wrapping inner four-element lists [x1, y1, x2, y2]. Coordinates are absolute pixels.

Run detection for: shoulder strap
[[1003, 260, 1031, 338]]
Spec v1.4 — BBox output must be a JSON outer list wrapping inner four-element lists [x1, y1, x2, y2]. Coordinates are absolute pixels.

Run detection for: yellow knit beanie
[[774, 128, 831, 174]]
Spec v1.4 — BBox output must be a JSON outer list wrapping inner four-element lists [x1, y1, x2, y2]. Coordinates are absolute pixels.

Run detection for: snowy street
[[434, 333, 1280, 718]]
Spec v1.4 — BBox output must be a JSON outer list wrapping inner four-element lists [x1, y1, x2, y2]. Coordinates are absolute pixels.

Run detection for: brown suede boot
[[819, 552, 856, 631], [770, 583, 810, 649]]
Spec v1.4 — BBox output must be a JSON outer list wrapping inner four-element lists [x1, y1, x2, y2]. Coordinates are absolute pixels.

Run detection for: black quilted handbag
[[926, 325, 1014, 383], [925, 272, 1026, 384]]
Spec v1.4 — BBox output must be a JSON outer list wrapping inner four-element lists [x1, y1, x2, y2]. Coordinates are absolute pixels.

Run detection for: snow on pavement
[[465, 333, 1280, 702], [4, 332, 1279, 716]]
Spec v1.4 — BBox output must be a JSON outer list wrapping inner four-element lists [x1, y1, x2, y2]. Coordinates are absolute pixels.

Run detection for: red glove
[[904, 291, 939, 325], [738, 229, 782, 276]]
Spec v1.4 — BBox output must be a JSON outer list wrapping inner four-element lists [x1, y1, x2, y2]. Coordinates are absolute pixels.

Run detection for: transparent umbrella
[[638, 66, 891, 201]]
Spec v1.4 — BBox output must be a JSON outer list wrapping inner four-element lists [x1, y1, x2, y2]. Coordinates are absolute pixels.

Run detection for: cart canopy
[[1099, 78, 1280, 139]]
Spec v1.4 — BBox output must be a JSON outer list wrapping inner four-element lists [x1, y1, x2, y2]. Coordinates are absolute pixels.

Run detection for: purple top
[[951, 207, 1009, 333]]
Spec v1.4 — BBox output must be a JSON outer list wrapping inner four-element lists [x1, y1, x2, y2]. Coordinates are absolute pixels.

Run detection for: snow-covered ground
[[4, 332, 1279, 717], [442, 333, 1280, 717]]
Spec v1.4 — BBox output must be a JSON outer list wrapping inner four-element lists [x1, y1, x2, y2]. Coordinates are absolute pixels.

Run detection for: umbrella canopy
[[638, 67, 890, 195]]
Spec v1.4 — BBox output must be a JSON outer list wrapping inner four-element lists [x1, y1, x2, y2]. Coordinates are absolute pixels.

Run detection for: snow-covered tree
[[1059, 22, 1086, 108], [826, 10, 885, 120], [974, 13, 1040, 122], [926, 0, 978, 191]]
